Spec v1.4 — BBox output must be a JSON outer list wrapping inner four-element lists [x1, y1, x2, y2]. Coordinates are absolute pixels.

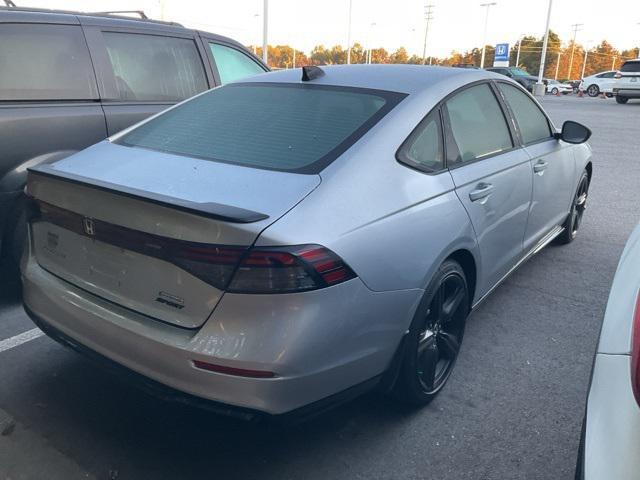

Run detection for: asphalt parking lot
[[0, 94, 638, 480]]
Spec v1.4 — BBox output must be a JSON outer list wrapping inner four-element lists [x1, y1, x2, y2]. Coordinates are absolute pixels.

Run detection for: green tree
[[389, 47, 409, 64]]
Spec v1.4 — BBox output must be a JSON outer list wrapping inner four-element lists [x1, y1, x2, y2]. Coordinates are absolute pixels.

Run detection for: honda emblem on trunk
[[82, 217, 96, 236]]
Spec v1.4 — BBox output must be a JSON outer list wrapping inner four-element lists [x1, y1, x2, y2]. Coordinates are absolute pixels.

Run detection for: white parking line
[[0, 328, 45, 354]]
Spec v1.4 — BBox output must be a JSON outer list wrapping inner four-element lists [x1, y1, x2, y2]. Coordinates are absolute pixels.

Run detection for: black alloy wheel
[[587, 84, 599, 97], [393, 259, 469, 405], [557, 170, 589, 245]]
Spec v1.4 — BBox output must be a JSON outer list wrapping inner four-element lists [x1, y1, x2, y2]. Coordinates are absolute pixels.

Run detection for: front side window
[[498, 83, 552, 144], [209, 43, 265, 84], [444, 83, 513, 164], [103, 32, 208, 101], [118, 83, 405, 173], [397, 110, 443, 172], [597, 72, 615, 78], [0, 24, 96, 101]]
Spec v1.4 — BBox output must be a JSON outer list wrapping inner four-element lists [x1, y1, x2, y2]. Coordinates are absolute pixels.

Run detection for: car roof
[[239, 64, 500, 95], [0, 6, 244, 47]]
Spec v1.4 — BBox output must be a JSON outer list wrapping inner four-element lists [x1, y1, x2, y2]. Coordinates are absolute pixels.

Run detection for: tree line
[[251, 30, 639, 80]]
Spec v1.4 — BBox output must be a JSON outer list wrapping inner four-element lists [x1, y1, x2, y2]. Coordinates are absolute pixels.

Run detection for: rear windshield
[[620, 61, 640, 73], [117, 83, 405, 173]]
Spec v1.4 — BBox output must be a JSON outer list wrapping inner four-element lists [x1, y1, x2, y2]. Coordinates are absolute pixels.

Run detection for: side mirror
[[555, 120, 592, 144]]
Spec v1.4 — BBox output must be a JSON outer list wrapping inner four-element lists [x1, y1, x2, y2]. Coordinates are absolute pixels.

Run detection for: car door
[[496, 82, 575, 251], [82, 22, 212, 135], [445, 82, 532, 297], [200, 37, 267, 85]]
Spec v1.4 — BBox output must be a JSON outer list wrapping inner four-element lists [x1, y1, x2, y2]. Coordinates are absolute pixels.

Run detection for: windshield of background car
[[620, 62, 640, 73], [117, 82, 406, 173], [510, 68, 530, 77]]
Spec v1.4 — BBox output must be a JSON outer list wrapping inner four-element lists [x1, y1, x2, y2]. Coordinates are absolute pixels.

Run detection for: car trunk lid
[[27, 141, 320, 329]]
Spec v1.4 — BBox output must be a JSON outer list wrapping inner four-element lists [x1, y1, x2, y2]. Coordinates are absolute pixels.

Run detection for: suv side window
[[209, 43, 265, 84], [621, 61, 640, 73], [102, 32, 208, 102], [443, 83, 513, 165], [497, 83, 552, 144], [0, 24, 97, 101], [397, 110, 443, 172]]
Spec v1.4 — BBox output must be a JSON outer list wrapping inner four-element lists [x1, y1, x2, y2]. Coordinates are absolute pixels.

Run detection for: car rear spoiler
[[27, 165, 269, 224]]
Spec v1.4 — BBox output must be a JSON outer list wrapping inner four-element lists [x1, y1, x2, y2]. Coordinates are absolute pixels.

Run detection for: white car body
[[579, 71, 617, 96], [578, 222, 640, 479], [546, 80, 572, 94]]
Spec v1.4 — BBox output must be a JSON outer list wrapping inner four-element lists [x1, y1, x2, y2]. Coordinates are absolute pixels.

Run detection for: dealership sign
[[493, 43, 509, 67]]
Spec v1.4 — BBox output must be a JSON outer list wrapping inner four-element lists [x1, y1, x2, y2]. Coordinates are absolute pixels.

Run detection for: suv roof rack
[[0, 4, 182, 26], [90, 10, 148, 20]]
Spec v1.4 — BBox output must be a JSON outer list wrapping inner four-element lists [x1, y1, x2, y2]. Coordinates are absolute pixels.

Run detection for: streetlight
[[515, 34, 525, 68], [581, 40, 594, 80], [534, 0, 553, 96], [367, 22, 377, 64], [554, 51, 561, 80], [422, 4, 435, 65], [262, 0, 269, 65], [253, 13, 260, 55], [567, 23, 583, 80], [346, 0, 353, 64], [479, 2, 497, 69]]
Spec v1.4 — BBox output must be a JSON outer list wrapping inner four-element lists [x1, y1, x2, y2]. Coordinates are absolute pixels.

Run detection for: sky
[[21, 0, 640, 58]]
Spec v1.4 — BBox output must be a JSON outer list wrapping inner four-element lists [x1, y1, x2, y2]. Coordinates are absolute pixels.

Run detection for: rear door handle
[[469, 182, 494, 202], [533, 160, 548, 174]]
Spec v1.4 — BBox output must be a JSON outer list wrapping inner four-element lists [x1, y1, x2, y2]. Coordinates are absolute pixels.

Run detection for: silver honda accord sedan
[[21, 65, 593, 418]]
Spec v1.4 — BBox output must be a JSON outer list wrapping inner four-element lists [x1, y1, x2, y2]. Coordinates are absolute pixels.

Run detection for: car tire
[[616, 95, 629, 104], [392, 259, 469, 405], [586, 84, 599, 97], [557, 170, 589, 245], [551, 87, 559, 95]]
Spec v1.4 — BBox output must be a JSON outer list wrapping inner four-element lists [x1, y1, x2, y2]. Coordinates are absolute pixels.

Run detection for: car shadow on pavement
[[6, 345, 426, 480]]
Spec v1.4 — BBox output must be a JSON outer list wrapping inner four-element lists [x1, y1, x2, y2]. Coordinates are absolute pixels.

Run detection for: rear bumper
[[582, 353, 640, 479], [613, 88, 640, 98], [22, 244, 421, 415]]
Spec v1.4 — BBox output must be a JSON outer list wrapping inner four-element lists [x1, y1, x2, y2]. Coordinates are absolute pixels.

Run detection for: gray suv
[[485, 67, 540, 92], [0, 6, 268, 272]]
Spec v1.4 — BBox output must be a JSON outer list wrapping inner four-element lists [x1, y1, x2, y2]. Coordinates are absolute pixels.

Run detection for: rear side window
[[621, 61, 640, 73], [118, 83, 405, 173], [0, 24, 97, 101], [209, 43, 265, 84], [497, 83, 552, 144], [397, 110, 443, 172], [103, 32, 208, 101], [596, 72, 615, 78], [444, 83, 513, 164]]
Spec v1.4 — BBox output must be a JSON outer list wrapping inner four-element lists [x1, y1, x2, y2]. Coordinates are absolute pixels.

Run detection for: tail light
[[631, 291, 640, 407], [228, 245, 356, 294], [33, 199, 356, 294]]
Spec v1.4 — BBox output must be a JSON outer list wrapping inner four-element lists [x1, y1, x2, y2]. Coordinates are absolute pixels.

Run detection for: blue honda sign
[[494, 43, 509, 62]]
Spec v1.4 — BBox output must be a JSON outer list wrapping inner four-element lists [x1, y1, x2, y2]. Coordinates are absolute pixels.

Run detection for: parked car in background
[[484, 67, 541, 92], [575, 222, 640, 479], [579, 70, 617, 97], [0, 6, 268, 273], [22, 65, 593, 419], [546, 80, 573, 95], [613, 59, 640, 104]]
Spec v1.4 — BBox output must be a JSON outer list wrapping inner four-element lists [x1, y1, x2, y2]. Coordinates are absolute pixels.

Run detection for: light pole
[[581, 41, 593, 79], [346, 0, 353, 64], [262, 0, 269, 66], [422, 4, 435, 65], [292, 47, 296, 68], [555, 51, 561, 79], [479, 2, 497, 69], [567, 23, 583, 80], [367, 22, 377, 64], [253, 13, 260, 55], [515, 34, 525, 67], [534, 0, 553, 96], [612, 55, 617, 70]]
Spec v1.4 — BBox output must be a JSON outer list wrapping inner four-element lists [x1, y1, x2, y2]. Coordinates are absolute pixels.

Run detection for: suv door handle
[[469, 182, 494, 202], [533, 160, 548, 174]]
